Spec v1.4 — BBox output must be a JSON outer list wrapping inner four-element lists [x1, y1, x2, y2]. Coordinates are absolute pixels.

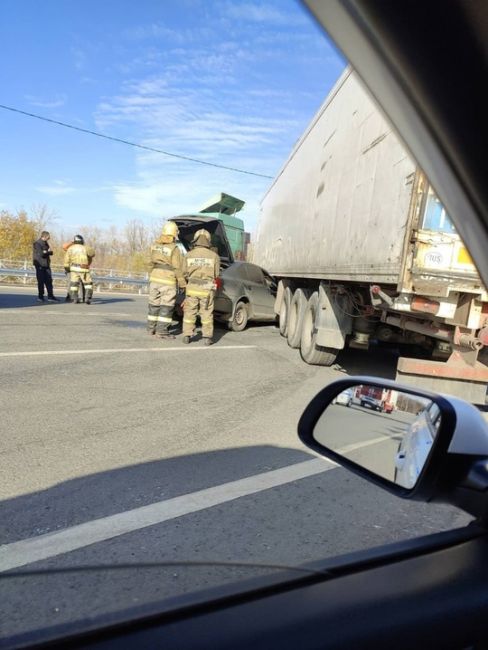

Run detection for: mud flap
[[315, 283, 352, 350], [396, 354, 488, 404]]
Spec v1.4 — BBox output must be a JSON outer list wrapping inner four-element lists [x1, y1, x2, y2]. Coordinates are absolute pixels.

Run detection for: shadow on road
[[89, 297, 136, 305], [0, 291, 137, 309], [333, 344, 399, 380], [1, 446, 313, 546], [0, 292, 67, 309]]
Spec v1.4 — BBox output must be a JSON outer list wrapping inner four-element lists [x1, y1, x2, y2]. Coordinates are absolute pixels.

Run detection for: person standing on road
[[63, 235, 96, 304], [62, 240, 91, 302], [182, 229, 220, 346], [147, 221, 186, 339], [33, 231, 59, 302]]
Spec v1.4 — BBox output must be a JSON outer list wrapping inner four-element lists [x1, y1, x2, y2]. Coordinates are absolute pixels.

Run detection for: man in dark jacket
[[33, 231, 58, 302]]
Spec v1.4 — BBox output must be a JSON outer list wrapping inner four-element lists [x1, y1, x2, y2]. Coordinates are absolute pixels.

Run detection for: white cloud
[[35, 180, 76, 196], [71, 46, 86, 71], [123, 23, 214, 45], [223, 2, 308, 26], [89, 3, 343, 232], [25, 94, 67, 109]]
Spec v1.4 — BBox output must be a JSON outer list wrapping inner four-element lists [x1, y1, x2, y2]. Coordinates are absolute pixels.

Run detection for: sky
[[0, 0, 345, 234]]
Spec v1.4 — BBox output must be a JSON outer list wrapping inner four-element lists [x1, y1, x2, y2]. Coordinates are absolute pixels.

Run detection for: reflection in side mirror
[[313, 385, 441, 489]]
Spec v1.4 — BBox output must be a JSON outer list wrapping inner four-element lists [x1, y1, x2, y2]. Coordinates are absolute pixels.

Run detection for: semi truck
[[252, 68, 488, 402]]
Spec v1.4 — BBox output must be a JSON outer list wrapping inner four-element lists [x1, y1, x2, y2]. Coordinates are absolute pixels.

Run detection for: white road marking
[[0, 437, 389, 571], [0, 345, 256, 358], [0, 310, 133, 317]]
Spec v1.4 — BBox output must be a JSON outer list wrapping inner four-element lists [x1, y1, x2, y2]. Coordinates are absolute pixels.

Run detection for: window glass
[[245, 265, 265, 284], [422, 189, 457, 234]]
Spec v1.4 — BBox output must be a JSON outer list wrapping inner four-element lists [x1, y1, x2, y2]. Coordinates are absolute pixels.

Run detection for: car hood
[[169, 215, 234, 265]]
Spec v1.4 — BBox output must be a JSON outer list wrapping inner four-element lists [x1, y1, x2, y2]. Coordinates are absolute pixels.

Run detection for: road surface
[[315, 404, 417, 481], [0, 287, 469, 642]]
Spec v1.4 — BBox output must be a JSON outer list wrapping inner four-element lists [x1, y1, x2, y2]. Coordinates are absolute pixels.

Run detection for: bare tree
[[30, 203, 58, 232], [124, 219, 150, 257]]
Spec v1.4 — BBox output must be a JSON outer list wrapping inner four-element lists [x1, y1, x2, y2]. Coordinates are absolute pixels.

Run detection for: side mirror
[[298, 377, 488, 521]]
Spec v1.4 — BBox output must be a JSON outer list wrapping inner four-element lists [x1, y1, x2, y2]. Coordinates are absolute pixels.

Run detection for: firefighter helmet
[[193, 228, 211, 244], [74, 234, 84, 245], [161, 221, 179, 238]]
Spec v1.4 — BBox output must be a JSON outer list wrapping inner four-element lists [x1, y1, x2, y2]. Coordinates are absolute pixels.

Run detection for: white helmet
[[193, 228, 211, 244]]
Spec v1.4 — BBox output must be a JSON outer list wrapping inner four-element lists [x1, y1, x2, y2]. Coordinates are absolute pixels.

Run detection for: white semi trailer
[[252, 68, 488, 401]]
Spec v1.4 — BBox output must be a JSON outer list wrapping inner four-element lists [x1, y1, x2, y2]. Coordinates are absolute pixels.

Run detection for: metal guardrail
[[0, 260, 150, 294]]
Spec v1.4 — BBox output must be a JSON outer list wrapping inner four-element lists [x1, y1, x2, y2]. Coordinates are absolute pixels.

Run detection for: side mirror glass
[[307, 383, 442, 490]]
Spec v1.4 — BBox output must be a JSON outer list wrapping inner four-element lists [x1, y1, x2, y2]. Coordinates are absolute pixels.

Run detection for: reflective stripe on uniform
[[150, 277, 176, 286], [70, 266, 87, 272], [157, 316, 172, 323], [201, 319, 213, 324], [183, 318, 195, 324], [147, 315, 158, 321], [84, 284, 93, 289], [186, 288, 209, 297]]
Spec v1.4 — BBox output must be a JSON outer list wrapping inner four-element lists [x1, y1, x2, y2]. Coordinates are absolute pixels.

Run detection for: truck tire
[[287, 288, 309, 348], [279, 286, 292, 337], [229, 301, 249, 332], [300, 292, 339, 366]]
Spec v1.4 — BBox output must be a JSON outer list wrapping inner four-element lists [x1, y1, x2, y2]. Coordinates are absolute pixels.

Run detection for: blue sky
[[0, 0, 344, 233]]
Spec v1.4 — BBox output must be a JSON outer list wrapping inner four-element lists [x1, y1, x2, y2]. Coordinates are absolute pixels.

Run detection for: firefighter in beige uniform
[[147, 222, 186, 339], [182, 229, 220, 346], [63, 235, 95, 304]]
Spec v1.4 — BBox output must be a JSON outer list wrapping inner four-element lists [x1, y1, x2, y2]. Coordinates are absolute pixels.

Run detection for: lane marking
[[0, 310, 133, 317], [0, 345, 256, 358], [0, 437, 387, 571], [0, 287, 147, 298]]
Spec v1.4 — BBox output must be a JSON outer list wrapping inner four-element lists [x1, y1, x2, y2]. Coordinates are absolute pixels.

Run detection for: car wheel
[[229, 301, 249, 332]]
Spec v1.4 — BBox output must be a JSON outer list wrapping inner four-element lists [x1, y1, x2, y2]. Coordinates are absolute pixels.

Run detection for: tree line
[[0, 207, 164, 273]]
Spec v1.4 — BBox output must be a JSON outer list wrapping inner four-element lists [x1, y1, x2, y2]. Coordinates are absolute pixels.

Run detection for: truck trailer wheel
[[300, 292, 339, 366], [287, 288, 309, 348], [279, 286, 292, 337]]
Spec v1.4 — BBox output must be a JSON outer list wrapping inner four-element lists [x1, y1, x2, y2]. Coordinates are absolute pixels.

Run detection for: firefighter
[[62, 240, 89, 302], [147, 221, 186, 339], [63, 235, 96, 304], [182, 229, 220, 346]]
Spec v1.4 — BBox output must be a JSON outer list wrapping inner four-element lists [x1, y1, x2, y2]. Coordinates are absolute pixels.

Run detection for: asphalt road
[[315, 404, 417, 481], [0, 287, 470, 643]]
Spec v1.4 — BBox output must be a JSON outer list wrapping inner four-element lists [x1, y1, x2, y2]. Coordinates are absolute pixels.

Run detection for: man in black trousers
[[33, 231, 59, 302]]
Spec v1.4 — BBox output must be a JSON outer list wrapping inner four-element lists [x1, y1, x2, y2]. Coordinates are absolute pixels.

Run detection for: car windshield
[[0, 0, 485, 644]]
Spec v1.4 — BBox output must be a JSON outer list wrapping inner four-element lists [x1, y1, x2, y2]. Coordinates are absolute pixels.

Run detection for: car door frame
[[242, 264, 276, 319]]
